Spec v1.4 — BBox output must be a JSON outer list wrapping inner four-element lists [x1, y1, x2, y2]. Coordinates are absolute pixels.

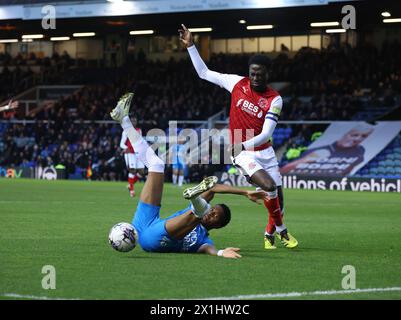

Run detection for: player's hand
[[246, 190, 268, 204], [178, 24, 194, 48], [222, 247, 242, 259], [9, 100, 19, 110]]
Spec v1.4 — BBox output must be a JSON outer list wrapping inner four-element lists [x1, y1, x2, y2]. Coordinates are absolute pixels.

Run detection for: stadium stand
[[1, 40, 400, 180], [354, 134, 401, 179]]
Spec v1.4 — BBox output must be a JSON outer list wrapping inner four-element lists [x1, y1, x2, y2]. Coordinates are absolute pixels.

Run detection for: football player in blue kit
[[110, 93, 267, 258]]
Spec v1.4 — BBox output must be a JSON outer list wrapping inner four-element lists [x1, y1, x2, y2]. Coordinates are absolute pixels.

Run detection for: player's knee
[[258, 180, 277, 192]]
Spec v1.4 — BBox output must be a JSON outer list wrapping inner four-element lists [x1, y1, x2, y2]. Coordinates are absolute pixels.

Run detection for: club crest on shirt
[[249, 162, 256, 170], [258, 98, 268, 110]]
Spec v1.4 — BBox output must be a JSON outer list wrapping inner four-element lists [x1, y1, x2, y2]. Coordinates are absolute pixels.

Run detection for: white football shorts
[[231, 147, 282, 186], [124, 153, 145, 170]]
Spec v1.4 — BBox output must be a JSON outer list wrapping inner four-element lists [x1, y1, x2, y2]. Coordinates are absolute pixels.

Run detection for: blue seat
[[384, 167, 394, 174], [386, 154, 395, 160], [377, 167, 386, 175]]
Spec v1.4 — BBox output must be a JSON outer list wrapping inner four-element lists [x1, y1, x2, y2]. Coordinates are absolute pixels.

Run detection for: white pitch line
[[4, 287, 401, 300], [195, 287, 401, 300], [1, 293, 81, 300]]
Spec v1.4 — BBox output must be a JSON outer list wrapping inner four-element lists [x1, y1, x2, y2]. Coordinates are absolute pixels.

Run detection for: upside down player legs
[[179, 23, 298, 249], [110, 92, 269, 258]]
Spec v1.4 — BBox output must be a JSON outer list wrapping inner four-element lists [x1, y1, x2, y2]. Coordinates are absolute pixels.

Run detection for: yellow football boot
[[264, 234, 277, 250], [276, 230, 298, 249]]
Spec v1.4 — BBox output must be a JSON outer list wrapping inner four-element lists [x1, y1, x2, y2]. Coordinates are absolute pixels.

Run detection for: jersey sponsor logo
[[236, 98, 244, 107], [237, 99, 262, 117], [182, 228, 198, 252]]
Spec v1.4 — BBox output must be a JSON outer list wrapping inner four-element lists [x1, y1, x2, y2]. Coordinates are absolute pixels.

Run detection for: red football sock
[[132, 174, 139, 184], [265, 214, 276, 235], [128, 177, 135, 191], [264, 196, 283, 231]]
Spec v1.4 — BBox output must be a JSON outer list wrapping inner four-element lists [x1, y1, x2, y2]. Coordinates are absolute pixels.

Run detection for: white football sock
[[190, 196, 211, 218], [172, 174, 177, 184], [275, 224, 287, 233], [178, 175, 184, 187], [121, 116, 164, 173], [266, 190, 277, 199]]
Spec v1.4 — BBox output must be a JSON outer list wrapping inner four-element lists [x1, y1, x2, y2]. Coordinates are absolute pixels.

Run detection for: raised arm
[[201, 183, 267, 204], [179, 24, 243, 93], [0, 100, 19, 113]]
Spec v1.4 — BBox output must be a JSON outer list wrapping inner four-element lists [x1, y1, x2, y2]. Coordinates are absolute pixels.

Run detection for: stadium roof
[[0, 0, 400, 39], [1, 0, 358, 20]]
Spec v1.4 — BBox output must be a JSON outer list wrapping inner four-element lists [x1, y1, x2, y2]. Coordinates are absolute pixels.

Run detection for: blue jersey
[[161, 206, 214, 253], [171, 143, 186, 165], [133, 201, 214, 253]]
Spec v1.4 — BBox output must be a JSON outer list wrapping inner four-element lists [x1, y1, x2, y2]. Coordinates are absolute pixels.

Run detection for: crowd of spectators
[[0, 50, 78, 104], [32, 56, 231, 131], [1, 39, 401, 181], [0, 121, 126, 180]]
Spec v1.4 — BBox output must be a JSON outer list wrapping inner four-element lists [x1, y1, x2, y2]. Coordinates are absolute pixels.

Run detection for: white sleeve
[[187, 45, 244, 93], [120, 131, 128, 149], [242, 96, 283, 150]]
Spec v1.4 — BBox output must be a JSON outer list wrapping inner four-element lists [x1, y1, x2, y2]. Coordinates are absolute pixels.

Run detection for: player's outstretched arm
[[201, 184, 267, 204], [0, 100, 19, 113], [178, 24, 243, 92], [198, 245, 242, 259]]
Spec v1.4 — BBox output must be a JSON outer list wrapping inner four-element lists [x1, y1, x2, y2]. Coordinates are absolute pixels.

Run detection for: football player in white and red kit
[[120, 117, 145, 197], [180, 24, 298, 249]]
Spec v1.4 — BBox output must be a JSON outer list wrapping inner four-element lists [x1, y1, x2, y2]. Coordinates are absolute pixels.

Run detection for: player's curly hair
[[248, 54, 271, 69], [216, 203, 231, 228]]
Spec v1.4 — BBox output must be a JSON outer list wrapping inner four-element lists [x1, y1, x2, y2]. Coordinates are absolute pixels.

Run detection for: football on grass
[[108, 222, 138, 252]]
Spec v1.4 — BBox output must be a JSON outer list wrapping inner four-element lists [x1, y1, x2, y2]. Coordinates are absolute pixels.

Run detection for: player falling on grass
[[179, 24, 298, 249], [120, 117, 145, 197], [110, 93, 268, 258]]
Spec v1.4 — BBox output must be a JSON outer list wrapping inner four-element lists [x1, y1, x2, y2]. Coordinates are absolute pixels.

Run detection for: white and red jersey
[[120, 128, 142, 153], [187, 45, 282, 152], [229, 77, 280, 150]]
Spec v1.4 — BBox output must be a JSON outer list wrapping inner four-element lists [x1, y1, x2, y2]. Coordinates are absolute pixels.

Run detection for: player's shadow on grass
[[125, 253, 189, 259]]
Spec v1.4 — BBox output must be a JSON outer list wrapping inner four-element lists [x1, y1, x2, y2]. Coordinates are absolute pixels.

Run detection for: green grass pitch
[[0, 178, 400, 300]]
